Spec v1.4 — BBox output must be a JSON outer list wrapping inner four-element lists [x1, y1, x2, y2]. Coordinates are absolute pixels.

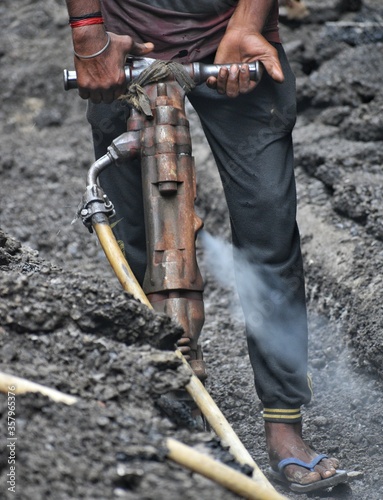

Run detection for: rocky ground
[[1, 0, 383, 499]]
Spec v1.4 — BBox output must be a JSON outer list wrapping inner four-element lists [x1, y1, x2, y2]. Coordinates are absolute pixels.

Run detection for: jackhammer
[[62, 57, 293, 499], [64, 56, 263, 382]]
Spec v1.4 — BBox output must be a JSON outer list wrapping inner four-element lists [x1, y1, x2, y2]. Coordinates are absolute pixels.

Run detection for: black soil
[[1, 0, 383, 498]]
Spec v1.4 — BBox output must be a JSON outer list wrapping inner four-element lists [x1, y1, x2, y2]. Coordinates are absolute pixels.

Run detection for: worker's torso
[[102, 0, 280, 62]]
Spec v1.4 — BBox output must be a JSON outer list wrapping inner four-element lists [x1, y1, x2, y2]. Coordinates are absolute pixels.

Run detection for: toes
[[328, 456, 340, 469], [284, 466, 321, 485], [315, 457, 338, 479], [283, 455, 340, 485], [318, 466, 336, 478], [299, 471, 321, 485]]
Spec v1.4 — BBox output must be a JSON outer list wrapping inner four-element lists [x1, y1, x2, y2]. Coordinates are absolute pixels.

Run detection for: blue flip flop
[[268, 454, 349, 493]]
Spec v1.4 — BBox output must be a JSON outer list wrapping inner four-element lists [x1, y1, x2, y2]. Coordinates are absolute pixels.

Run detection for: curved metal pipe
[[86, 152, 114, 186]]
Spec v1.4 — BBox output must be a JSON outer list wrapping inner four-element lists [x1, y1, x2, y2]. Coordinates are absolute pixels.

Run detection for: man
[[65, 0, 342, 491]]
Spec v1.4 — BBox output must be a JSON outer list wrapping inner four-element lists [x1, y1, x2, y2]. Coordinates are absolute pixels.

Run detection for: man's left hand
[[206, 29, 284, 98]]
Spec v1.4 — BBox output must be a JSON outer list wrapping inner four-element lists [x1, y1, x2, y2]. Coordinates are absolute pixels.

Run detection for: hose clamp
[[77, 184, 115, 232]]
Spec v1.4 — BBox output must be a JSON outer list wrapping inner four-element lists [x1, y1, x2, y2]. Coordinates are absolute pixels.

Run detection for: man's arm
[[65, 0, 153, 103], [207, 0, 284, 97]]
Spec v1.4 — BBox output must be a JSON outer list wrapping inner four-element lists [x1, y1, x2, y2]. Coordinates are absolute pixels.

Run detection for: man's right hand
[[72, 27, 154, 103]]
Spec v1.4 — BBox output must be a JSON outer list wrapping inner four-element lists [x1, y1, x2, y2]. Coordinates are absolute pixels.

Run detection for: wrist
[[227, 0, 275, 33], [224, 25, 262, 36], [71, 24, 108, 52], [74, 32, 111, 60], [65, 0, 102, 18], [227, 17, 265, 34]]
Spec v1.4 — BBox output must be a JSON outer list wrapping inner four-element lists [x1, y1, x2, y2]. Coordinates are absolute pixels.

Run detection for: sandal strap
[[278, 454, 328, 472]]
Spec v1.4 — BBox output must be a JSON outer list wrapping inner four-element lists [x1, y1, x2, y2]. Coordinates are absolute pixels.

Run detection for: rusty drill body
[[141, 81, 206, 380], [106, 79, 206, 380]]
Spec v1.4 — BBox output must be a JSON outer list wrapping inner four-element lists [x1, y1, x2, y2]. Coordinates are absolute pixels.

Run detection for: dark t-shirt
[[136, 0, 238, 14], [102, 0, 280, 62]]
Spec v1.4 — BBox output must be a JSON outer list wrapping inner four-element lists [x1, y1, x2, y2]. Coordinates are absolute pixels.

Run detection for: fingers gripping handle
[[63, 66, 142, 91], [191, 61, 263, 83], [63, 59, 264, 90]]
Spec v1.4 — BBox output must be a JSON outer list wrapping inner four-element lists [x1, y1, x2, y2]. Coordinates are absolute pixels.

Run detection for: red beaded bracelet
[[69, 17, 104, 29]]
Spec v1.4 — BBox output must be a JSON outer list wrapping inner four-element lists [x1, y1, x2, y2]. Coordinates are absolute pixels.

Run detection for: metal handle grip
[[63, 58, 263, 91], [191, 61, 263, 84]]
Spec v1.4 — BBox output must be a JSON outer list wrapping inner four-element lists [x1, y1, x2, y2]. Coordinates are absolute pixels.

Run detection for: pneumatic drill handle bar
[[63, 57, 264, 90]]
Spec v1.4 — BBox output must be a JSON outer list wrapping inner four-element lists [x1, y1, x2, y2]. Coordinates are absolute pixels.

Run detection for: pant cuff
[[262, 407, 302, 423]]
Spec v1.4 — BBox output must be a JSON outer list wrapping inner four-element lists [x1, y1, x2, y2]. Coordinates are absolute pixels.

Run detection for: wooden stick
[[167, 438, 286, 500], [175, 350, 286, 498], [0, 371, 77, 405]]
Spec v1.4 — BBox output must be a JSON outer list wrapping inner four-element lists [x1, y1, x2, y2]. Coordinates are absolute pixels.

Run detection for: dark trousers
[[87, 44, 312, 412]]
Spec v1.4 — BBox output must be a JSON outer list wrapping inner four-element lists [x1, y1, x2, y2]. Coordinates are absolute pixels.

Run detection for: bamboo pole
[[175, 351, 286, 498], [0, 371, 77, 405], [167, 438, 286, 500]]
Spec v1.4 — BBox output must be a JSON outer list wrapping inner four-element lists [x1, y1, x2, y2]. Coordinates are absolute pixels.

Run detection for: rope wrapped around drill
[[119, 59, 196, 117]]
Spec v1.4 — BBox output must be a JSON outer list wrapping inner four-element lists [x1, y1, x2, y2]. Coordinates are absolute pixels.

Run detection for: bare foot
[[265, 421, 339, 485]]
